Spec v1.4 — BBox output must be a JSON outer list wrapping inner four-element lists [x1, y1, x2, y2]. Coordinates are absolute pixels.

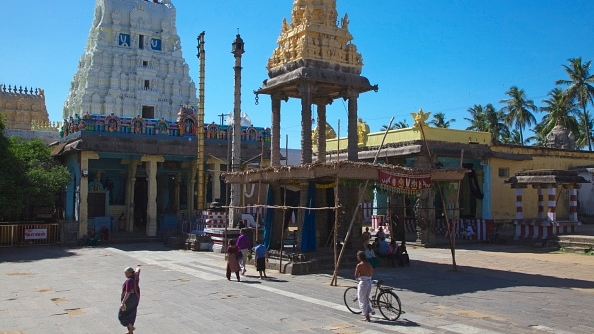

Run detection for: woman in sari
[[226, 239, 241, 281], [118, 267, 140, 334]]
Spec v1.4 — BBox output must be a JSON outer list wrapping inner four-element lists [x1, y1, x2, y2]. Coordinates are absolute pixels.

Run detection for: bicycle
[[343, 279, 402, 321]]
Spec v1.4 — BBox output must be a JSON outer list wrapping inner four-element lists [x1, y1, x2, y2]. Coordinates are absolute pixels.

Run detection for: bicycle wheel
[[343, 287, 362, 314], [377, 290, 402, 321]]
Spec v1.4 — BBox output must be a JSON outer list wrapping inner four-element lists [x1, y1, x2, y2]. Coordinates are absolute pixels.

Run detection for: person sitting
[[364, 244, 380, 268], [100, 227, 110, 242], [378, 238, 389, 257], [86, 228, 99, 246], [397, 240, 410, 266], [387, 240, 402, 267], [371, 237, 380, 254], [465, 225, 474, 241], [376, 226, 386, 241]]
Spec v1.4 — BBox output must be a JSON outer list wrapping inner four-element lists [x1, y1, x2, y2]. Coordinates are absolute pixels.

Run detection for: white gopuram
[[63, 0, 197, 121]]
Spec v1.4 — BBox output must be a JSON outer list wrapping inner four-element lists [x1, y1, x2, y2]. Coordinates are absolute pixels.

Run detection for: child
[[253, 242, 268, 279]]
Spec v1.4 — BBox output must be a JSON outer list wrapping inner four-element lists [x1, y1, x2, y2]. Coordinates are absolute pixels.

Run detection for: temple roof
[[222, 160, 467, 184], [505, 169, 590, 188]]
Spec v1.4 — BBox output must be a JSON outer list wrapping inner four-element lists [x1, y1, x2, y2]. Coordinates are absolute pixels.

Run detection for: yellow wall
[[324, 126, 491, 152], [490, 146, 594, 221]]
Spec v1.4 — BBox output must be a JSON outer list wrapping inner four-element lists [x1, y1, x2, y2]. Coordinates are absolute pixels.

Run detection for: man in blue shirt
[[253, 242, 268, 279]]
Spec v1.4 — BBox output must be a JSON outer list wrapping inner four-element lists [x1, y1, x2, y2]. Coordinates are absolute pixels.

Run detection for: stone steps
[[551, 235, 594, 254]]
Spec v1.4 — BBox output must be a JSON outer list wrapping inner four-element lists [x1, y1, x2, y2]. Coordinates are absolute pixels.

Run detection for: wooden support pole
[[331, 117, 394, 286]]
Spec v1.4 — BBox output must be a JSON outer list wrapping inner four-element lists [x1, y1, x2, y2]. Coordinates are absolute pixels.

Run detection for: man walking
[[236, 228, 251, 275]]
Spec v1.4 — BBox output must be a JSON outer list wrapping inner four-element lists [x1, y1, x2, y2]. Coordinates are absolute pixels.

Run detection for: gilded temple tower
[[256, 0, 376, 165]]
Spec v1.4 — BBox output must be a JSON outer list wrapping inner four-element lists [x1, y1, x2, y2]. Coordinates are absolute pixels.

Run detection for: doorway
[[134, 178, 148, 230]]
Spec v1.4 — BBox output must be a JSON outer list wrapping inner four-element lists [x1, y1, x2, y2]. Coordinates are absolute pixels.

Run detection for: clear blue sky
[[2, 0, 593, 148]]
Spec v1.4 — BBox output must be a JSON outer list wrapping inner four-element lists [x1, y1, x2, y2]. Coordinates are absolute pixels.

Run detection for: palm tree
[[499, 86, 538, 145], [500, 129, 523, 145], [393, 119, 409, 129], [465, 104, 508, 143], [465, 104, 488, 132], [576, 112, 594, 149], [556, 57, 594, 151], [536, 88, 580, 142], [380, 123, 396, 131], [429, 112, 455, 128]]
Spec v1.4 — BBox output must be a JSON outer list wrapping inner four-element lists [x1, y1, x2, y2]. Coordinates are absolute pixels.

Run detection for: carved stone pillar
[[345, 89, 359, 161], [270, 94, 282, 167], [174, 173, 181, 214], [314, 97, 332, 163], [79, 151, 99, 237], [142, 154, 164, 236], [121, 159, 140, 232], [298, 83, 314, 164]]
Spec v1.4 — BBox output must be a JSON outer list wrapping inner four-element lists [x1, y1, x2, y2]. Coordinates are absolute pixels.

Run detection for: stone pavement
[[1, 242, 593, 334]]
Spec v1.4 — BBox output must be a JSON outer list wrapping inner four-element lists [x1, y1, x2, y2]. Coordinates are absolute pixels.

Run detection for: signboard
[[150, 38, 162, 51], [379, 170, 431, 194], [25, 229, 48, 240], [118, 33, 130, 46]]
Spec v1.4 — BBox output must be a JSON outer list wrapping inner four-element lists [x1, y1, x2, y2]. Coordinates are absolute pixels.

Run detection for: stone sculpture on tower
[[63, 0, 197, 121]]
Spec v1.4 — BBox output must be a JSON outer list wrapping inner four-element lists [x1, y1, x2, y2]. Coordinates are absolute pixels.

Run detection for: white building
[[63, 0, 197, 121]]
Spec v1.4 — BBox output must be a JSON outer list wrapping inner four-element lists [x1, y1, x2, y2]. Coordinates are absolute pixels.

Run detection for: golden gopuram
[[255, 0, 377, 165]]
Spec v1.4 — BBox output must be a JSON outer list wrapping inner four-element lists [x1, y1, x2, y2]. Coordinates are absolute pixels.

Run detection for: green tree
[[0, 116, 22, 219], [500, 129, 523, 145], [535, 88, 580, 145], [8, 137, 71, 220], [465, 104, 508, 143], [393, 119, 409, 129], [499, 86, 538, 145], [380, 124, 396, 131], [429, 112, 455, 128], [556, 57, 594, 151]]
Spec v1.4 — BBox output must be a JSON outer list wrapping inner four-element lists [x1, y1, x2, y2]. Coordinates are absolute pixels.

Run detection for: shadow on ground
[[0, 245, 78, 262]]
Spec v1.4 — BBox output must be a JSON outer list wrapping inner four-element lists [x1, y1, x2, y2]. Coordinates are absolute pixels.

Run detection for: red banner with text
[[379, 170, 431, 194]]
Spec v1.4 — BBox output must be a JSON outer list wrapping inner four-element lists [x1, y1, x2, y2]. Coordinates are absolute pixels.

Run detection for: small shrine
[[544, 118, 576, 150], [505, 169, 589, 240]]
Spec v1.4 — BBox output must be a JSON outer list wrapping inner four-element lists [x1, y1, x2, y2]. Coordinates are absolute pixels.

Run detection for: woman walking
[[226, 239, 241, 281], [118, 267, 140, 334]]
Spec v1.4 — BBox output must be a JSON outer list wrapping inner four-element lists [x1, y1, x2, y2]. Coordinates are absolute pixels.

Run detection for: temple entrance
[[134, 177, 148, 230], [88, 192, 106, 218]]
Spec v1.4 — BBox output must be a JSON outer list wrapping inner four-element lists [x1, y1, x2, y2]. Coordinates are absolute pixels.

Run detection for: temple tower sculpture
[[255, 0, 377, 165], [63, 0, 197, 121], [0, 85, 50, 130]]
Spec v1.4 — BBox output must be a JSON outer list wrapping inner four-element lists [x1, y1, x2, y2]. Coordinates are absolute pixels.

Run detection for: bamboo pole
[[333, 174, 339, 274], [331, 117, 394, 286]]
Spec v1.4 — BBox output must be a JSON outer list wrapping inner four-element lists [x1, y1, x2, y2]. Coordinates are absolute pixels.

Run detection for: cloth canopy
[[300, 181, 317, 252]]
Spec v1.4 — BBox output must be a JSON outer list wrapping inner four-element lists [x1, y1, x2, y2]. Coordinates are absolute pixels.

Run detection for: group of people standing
[[226, 228, 269, 281]]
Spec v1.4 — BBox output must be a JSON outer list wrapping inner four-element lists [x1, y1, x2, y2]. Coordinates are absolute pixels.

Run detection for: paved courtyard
[[1, 241, 593, 334]]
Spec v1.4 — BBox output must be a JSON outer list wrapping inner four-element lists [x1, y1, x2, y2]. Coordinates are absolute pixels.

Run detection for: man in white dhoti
[[355, 251, 374, 321]]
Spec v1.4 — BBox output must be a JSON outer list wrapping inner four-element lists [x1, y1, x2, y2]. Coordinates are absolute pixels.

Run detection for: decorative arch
[[104, 113, 121, 132], [206, 122, 220, 138], [131, 115, 146, 134]]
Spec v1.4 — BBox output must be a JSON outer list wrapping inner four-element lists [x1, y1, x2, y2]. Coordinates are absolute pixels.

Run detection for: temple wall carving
[[0, 84, 50, 130]]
